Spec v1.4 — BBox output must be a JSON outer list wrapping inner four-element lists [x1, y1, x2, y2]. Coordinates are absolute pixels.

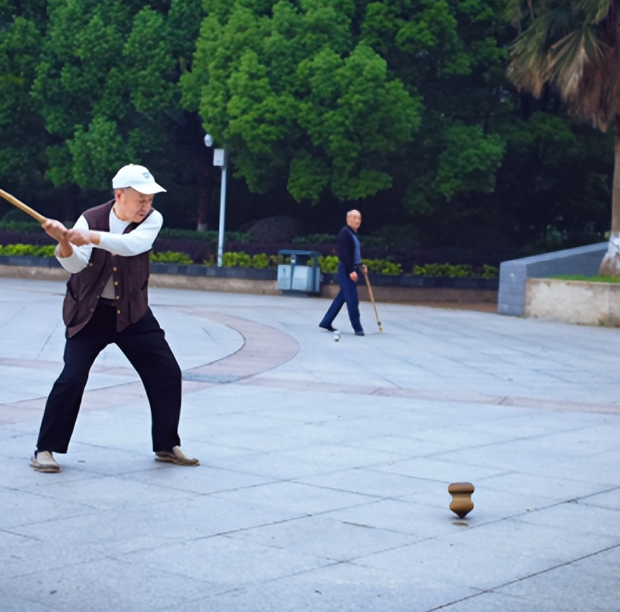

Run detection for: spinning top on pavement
[[448, 482, 475, 518]]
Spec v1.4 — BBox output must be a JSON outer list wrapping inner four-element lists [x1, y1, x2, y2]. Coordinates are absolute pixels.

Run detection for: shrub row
[[0, 220, 518, 270], [0, 243, 499, 278]]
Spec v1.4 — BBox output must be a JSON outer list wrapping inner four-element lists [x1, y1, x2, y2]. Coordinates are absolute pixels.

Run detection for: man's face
[[346, 210, 362, 231], [114, 188, 154, 223]]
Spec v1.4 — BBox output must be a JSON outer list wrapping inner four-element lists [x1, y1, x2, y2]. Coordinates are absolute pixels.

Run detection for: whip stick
[[0, 188, 47, 223], [363, 270, 383, 332]]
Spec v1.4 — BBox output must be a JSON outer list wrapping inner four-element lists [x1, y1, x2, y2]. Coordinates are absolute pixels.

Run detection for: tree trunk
[[598, 117, 620, 277]]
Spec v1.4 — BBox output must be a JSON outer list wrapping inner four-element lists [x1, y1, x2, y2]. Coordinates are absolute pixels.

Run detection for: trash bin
[[276, 249, 321, 295]]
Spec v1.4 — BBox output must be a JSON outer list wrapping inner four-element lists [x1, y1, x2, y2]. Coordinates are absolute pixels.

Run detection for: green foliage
[[435, 123, 506, 200], [0, 10, 47, 191], [506, 0, 619, 266], [215, 252, 280, 268], [158, 228, 250, 243], [182, 0, 422, 203], [413, 263, 472, 277], [293, 44, 422, 201], [318, 255, 402, 275], [293, 233, 335, 245], [0, 0, 614, 254], [68, 117, 127, 189], [221, 251, 253, 268], [507, 0, 618, 129], [0, 243, 55, 257], [151, 251, 193, 265], [413, 263, 498, 278], [0, 239, 499, 278], [362, 258, 403, 275], [250, 253, 270, 269], [29, 0, 206, 210], [0, 219, 45, 232], [318, 255, 339, 273], [479, 264, 499, 279], [551, 275, 620, 284]]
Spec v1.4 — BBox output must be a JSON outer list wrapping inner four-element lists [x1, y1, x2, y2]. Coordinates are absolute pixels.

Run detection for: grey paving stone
[[495, 545, 620, 611], [517, 501, 620, 539], [436, 591, 576, 612], [1, 278, 620, 612], [0, 486, 96, 529], [581, 487, 620, 510], [166, 562, 478, 612], [0, 594, 79, 612], [354, 518, 617, 591], [122, 533, 334, 585], [121, 463, 276, 496], [0, 557, 214, 612], [212, 479, 377, 515], [227, 513, 420, 562]]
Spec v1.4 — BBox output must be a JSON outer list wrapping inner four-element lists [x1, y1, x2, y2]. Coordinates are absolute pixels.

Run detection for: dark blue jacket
[[336, 225, 359, 275]]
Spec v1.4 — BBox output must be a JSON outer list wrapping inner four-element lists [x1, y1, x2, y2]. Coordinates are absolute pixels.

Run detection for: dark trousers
[[36, 302, 182, 454], [319, 263, 363, 332]]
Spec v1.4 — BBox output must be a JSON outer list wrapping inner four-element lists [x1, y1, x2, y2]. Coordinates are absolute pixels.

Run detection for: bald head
[[346, 209, 362, 232]]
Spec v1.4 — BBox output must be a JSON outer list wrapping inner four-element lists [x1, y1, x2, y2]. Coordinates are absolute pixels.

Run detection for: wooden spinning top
[[448, 482, 475, 518]]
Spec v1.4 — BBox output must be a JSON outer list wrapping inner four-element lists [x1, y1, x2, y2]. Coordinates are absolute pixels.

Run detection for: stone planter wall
[[498, 243, 607, 316], [525, 278, 620, 326]]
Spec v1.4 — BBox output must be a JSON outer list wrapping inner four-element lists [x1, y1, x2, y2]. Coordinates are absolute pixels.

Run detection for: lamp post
[[204, 134, 227, 267]]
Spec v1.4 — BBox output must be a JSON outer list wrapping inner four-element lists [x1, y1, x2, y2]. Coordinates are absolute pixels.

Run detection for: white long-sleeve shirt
[[56, 207, 163, 297]]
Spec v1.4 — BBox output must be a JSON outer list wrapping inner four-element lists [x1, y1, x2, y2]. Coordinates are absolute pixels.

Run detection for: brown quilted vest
[[62, 200, 153, 338]]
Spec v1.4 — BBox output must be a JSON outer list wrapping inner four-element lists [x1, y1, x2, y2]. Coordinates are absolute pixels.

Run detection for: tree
[[507, 0, 620, 274], [0, 1, 48, 206], [31, 0, 206, 224], [182, 0, 422, 204]]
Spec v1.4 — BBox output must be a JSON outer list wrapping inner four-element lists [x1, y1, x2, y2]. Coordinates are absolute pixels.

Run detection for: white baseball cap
[[112, 164, 166, 194]]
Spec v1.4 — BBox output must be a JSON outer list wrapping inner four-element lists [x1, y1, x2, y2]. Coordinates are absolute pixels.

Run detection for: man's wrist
[[57, 241, 73, 258]]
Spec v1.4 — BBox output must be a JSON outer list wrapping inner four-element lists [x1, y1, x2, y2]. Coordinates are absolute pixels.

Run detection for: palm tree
[[507, 0, 620, 275]]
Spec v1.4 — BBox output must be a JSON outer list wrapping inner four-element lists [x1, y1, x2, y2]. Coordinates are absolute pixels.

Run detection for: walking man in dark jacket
[[31, 164, 199, 473], [319, 209, 366, 336]]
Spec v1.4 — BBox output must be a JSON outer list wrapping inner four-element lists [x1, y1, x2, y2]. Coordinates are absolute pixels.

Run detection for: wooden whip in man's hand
[[0, 188, 48, 223], [0, 188, 74, 255]]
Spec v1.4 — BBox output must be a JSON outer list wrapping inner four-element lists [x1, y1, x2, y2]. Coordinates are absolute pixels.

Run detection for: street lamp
[[204, 133, 227, 267]]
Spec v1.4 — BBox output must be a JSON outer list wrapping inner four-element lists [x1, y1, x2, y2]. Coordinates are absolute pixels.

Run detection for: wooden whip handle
[[0, 188, 47, 223]]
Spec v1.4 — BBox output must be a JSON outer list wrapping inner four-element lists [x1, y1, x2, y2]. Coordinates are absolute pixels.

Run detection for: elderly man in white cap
[[31, 164, 199, 472]]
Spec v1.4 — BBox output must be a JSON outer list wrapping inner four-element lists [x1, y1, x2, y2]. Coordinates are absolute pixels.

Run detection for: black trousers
[[36, 302, 182, 454]]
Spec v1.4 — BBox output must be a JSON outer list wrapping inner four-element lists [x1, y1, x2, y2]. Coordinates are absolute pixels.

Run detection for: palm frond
[[548, 25, 608, 96], [508, 6, 574, 96], [574, 0, 613, 24], [571, 43, 620, 129], [506, 0, 536, 29], [507, 0, 620, 130]]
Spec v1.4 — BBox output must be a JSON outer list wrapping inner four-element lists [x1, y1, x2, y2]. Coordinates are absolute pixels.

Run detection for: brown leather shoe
[[155, 446, 199, 466], [31, 451, 60, 473]]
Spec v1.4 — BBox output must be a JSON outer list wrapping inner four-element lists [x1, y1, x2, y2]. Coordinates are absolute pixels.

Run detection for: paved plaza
[[1, 277, 619, 611]]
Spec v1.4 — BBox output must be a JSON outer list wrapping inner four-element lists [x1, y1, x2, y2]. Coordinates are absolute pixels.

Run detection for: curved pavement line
[[0, 310, 300, 420], [179, 309, 300, 385], [3, 308, 619, 417], [179, 309, 620, 415]]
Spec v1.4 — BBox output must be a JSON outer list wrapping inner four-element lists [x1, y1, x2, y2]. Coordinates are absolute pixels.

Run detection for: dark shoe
[[319, 324, 337, 332], [355, 330, 365, 336], [155, 446, 199, 466], [31, 450, 60, 473]]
